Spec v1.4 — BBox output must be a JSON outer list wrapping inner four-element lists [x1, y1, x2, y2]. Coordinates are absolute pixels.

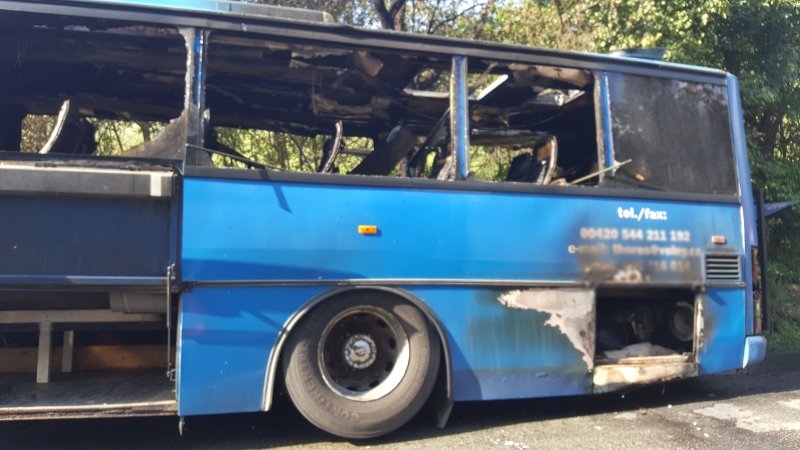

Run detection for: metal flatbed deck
[[0, 370, 176, 420]]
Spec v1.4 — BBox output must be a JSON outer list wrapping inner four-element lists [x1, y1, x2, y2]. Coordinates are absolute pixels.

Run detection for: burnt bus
[[0, 0, 766, 439]]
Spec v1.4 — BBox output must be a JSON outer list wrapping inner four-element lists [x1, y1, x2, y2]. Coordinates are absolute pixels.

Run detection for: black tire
[[282, 292, 441, 439]]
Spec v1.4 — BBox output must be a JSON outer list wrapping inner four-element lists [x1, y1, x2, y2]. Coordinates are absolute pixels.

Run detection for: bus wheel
[[282, 292, 440, 439]]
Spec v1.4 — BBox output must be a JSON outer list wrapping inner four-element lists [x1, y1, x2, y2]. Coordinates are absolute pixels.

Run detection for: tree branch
[[370, 0, 407, 31]]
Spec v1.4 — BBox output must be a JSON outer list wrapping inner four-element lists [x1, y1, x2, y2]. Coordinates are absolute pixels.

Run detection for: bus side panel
[[181, 177, 743, 284], [407, 286, 592, 401], [175, 285, 747, 415], [697, 288, 745, 375], [179, 176, 746, 414], [176, 284, 591, 416], [177, 286, 324, 416]]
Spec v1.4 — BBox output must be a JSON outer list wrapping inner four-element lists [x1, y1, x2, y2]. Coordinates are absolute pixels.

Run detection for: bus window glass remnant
[[606, 73, 737, 195]]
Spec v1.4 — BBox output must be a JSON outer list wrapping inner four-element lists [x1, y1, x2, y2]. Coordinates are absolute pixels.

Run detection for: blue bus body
[[0, 0, 766, 438], [178, 176, 749, 414]]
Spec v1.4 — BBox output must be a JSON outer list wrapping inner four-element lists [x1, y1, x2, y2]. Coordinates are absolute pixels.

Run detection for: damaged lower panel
[[498, 288, 595, 370], [592, 361, 697, 393]]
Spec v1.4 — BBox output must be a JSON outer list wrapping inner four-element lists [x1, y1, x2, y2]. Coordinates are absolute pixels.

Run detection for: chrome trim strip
[[174, 294, 183, 411], [0, 164, 174, 198], [185, 167, 742, 204], [186, 278, 742, 289], [188, 278, 587, 288], [705, 281, 747, 289], [0, 275, 169, 288]]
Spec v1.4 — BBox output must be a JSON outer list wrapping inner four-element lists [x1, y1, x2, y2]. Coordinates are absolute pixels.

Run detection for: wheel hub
[[343, 334, 377, 369], [318, 305, 411, 401]]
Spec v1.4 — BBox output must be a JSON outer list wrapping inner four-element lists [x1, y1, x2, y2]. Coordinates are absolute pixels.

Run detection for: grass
[[766, 282, 800, 351]]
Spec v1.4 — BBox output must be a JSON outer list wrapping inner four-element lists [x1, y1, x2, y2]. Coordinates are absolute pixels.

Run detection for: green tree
[[492, 0, 597, 50]]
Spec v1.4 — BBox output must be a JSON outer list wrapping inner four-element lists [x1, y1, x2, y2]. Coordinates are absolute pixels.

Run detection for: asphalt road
[[2, 353, 799, 449]]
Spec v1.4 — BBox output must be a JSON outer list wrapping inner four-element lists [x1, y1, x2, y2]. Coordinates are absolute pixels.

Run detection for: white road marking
[[694, 402, 800, 433], [779, 399, 800, 410]]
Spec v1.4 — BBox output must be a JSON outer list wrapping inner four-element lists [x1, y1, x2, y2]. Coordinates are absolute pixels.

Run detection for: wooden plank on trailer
[[75, 345, 170, 370], [0, 345, 170, 373]]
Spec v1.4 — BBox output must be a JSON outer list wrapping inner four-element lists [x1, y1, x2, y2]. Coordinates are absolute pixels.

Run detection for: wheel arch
[[261, 285, 453, 417]]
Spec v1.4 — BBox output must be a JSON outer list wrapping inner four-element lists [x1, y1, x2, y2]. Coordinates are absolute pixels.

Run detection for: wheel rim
[[318, 305, 410, 402]]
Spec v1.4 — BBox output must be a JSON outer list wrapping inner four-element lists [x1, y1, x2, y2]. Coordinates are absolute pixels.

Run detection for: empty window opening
[[0, 12, 186, 157], [466, 60, 598, 185], [200, 34, 600, 185]]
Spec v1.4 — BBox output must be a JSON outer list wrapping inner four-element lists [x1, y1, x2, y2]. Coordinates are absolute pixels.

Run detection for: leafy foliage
[[767, 280, 800, 351], [20, 115, 55, 152]]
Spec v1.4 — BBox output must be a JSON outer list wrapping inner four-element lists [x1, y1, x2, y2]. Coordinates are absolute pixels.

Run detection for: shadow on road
[[1, 352, 797, 449]]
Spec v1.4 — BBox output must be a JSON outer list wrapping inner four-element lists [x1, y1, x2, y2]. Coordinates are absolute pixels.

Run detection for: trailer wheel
[[282, 292, 440, 439]]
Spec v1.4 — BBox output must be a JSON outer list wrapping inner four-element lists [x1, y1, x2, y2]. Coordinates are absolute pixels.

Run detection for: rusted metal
[[593, 362, 697, 393]]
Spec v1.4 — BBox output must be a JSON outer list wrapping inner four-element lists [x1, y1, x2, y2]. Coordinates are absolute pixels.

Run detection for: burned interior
[[203, 32, 598, 183], [595, 287, 697, 362], [0, 12, 185, 155], [0, 9, 599, 186]]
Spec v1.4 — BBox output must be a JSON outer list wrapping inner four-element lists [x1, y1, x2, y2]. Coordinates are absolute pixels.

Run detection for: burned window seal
[[182, 165, 741, 204]]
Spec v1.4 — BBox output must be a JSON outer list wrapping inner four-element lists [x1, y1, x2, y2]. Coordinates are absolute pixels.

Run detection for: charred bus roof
[[0, 0, 730, 138], [55, 0, 335, 23], [2, 0, 728, 80]]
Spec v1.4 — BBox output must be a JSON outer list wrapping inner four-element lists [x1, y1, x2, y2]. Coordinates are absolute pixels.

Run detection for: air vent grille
[[705, 254, 741, 281]]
